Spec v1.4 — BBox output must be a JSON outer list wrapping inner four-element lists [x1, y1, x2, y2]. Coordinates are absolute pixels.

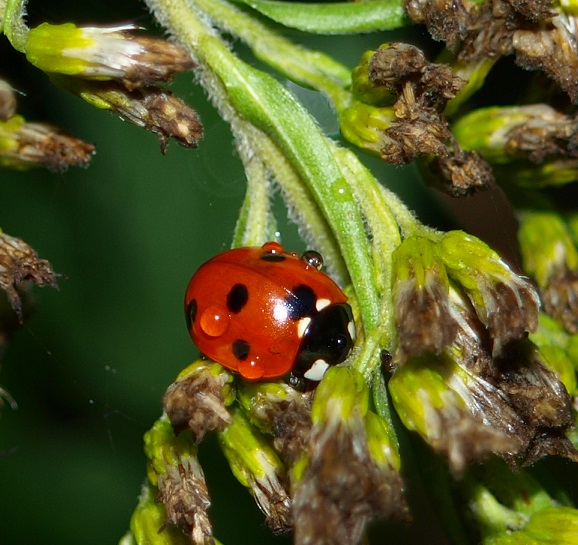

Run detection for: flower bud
[[0, 231, 59, 322], [293, 367, 405, 545], [144, 416, 213, 545], [218, 408, 292, 534], [163, 360, 234, 442], [237, 381, 313, 467], [122, 483, 193, 545], [50, 76, 203, 152], [518, 210, 578, 333], [0, 114, 94, 171], [389, 355, 519, 475], [26, 23, 194, 90], [392, 236, 458, 361], [439, 230, 540, 355]]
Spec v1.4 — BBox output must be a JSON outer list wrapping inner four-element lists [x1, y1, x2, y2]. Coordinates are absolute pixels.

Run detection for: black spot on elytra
[[260, 251, 286, 262], [232, 339, 250, 360], [227, 283, 249, 313], [285, 284, 317, 320], [186, 299, 197, 330]]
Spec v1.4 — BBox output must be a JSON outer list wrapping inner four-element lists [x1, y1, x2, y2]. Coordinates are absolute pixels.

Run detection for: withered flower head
[[163, 360, 234, 442], [0, 232, 59, 322], [293, 367, 405, 545], [51, 76, 203, 152], [344, 43, 493, 195], [26, 23, 195, 91], [514, 11, 578, 103], [0, 114, 94, 171]]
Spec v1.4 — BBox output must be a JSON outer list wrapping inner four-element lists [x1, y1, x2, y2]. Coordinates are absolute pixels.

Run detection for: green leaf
[[232, 0, 410, 34]]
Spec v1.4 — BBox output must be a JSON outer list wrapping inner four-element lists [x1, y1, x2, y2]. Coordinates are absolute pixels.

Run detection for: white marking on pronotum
[[297, 317, 311, 338], [348, 320, 356, 341], [316, 298, 331, 311], [304, 359, 330, 381]]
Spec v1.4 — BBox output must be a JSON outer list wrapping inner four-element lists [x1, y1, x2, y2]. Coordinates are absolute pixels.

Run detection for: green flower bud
[[218, 408, 291, 534], [26, 23, 194, 89], [439, 230, 539, 354], [0, 114, 94, 171], [144, 415, 213, 544], [453, 104, 578, 188], [339, 100, 396, 156], [392, 236, 458, 360], [237, 381, 312, 468], [351, 49, 395, 106], [388, 355, 519, 475], [163, 359, 234, 442], [518, 210, 578, 333], [452, 105, 555, 164]]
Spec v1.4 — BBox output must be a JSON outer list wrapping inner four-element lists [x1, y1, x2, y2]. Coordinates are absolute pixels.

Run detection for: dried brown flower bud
[[0, 232, 59, 322], [0, 115, 94, 172], [156, 456, 213, 545], [163, 361, 234, 441], [144, 417, 214, 545], [52, 76, 203, 152], [514, 13, 578, 103]]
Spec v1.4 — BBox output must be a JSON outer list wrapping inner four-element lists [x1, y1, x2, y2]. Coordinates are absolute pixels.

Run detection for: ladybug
[[185, 241, 355, 385]]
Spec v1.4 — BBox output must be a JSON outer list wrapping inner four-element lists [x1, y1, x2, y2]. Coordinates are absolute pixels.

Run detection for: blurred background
[[0, 1, 530, 545]]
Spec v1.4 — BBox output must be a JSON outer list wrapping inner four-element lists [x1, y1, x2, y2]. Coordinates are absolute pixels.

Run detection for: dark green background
[[0, 2, 537, 545]]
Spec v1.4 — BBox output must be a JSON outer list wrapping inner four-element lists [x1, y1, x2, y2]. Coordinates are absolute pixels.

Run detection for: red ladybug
[[185, 241, 355, 385]]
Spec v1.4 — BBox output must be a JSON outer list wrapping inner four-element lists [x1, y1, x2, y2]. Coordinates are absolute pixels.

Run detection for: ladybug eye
[[302, 250, 323, 270]]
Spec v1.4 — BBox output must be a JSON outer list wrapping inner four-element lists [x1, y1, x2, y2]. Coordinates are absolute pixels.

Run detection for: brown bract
[[117, 35, 196, 91], [541, 267, 578, 334], [8, 122, 94, 172], [405, 0, 578, 103], [491, 341, 578, 465], [293, 410, 405, 545], [157, 456, 214, 545], [163, 367, 232, 442], [0, 233, 59, 322]]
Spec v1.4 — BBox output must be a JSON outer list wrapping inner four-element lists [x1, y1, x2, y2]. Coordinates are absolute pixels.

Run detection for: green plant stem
[[231, 128, 277, 248], [240, 122, 349, 283], [190, 0, 352, 111], [2, 0, 28, 51], [145, 0, 381, 334]]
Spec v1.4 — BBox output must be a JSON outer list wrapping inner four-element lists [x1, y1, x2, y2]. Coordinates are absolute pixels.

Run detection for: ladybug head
[[290, 303, 355, 385]]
